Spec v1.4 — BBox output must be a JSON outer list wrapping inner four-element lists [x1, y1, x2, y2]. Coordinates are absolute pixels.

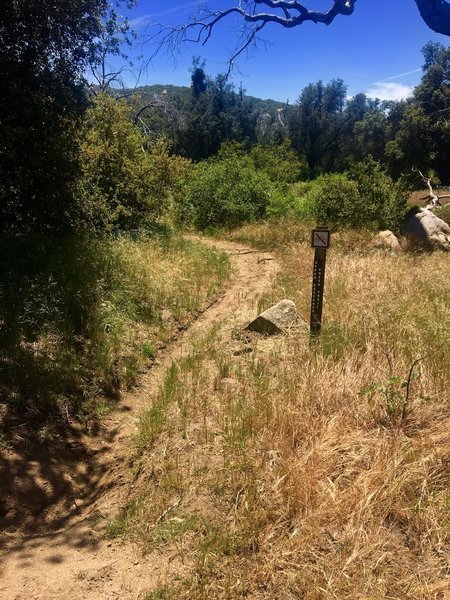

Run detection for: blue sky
[[117, 1, 448, 102]]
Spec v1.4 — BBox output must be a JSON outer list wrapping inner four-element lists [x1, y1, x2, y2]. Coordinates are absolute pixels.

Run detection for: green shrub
[[290, 158, 409, 231], [349, 157, 409, 231], [289, 180, 326, 221], [250, 141, 308, 185], [76, 94, 190, 232], [265, 187, 299, 217], [182, 148, 282, 229], [297, 173, 360, 227]]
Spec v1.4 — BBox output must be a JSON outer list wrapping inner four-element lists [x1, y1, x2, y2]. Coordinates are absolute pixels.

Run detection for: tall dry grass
[[0, 235, 230, 431], [119, 222, 449, 599]]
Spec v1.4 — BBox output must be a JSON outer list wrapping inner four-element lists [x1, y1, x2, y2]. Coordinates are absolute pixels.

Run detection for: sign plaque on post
[[310, 227, 330, 335]]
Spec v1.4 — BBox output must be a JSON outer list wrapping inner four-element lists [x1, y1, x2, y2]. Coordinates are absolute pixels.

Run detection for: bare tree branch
[[145, 0, 449, 71], [132, 92, 186, 138], [146, 1, 357, 72], [412, 167, 450, 209]]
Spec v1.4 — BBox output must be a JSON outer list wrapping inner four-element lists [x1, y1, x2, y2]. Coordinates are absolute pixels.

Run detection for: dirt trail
[[0, 238, 278, 600]]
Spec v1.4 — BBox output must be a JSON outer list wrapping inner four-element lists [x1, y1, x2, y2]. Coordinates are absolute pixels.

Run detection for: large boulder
[[372, 230, 401, 252], [400, 208, 450, 251], [244, 299, 302, 335]]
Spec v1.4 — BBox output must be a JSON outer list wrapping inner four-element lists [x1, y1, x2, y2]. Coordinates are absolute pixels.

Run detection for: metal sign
[[311, 228, 330, 249], [310, 228, 330, 335]]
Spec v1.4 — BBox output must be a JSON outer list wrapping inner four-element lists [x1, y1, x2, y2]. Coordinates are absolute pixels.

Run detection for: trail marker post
[[310, 227, 330, 336]]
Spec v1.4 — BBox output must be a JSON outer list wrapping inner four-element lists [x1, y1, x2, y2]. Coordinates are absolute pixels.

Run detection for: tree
[[386, 43, 450, 183], [344, 96, 392, 165], [289, 79, 349, 177], [154, 1, 450, 70], [0, 0, 134, 233], [170, 63, 257, 160]]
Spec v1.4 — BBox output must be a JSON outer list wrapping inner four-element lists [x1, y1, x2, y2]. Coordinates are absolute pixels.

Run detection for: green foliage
[[348, 157, 409, 231], [303, 173, 360, 227], [182, 144, 283, 229], [289, 79, 349, 177], [290, 158, 408, 231], [249, 141, 308, 184], [386, 43, 450, 182], [76, 94, 190, 232], [0, 0, 134, 233]]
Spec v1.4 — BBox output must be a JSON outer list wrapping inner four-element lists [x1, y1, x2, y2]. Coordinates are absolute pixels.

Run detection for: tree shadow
[[0, 413, 125, 556]]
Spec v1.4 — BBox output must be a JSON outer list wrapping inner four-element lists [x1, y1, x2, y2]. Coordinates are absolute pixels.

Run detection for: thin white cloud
[[130, 2, 202, 28], [365, 82, 414, 101], [383, 68, 421, 81]]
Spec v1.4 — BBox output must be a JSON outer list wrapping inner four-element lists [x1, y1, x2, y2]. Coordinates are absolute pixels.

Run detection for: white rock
[[400, 208, 450, 251], [244, 299, 301, 335]]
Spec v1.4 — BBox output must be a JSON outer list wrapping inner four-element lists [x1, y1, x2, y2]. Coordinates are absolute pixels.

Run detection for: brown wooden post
[[310, 228, 330, 335]]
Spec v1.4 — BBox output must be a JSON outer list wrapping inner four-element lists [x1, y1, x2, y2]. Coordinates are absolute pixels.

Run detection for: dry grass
[[120, 222, 449, 599], [0, 235, 231, 429]]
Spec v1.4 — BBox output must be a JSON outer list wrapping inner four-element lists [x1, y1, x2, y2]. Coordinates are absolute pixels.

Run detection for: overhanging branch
[[146, 0, 449, 74], [147, 1, 357, 72]]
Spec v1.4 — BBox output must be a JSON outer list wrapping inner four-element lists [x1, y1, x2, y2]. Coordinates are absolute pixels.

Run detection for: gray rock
[[400, 208, 450, 251], [244, 299, 300, 335], [372, 230, 401, 252]]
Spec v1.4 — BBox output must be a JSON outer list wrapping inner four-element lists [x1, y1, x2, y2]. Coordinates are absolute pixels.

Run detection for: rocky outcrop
[[244, 299, 303, 335], [400, 208, 450, 252]]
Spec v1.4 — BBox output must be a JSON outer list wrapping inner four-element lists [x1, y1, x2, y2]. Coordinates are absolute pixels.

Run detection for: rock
[[372, 230, 401, 252], [400, 208, 450, 251], [244, 299, 301, 335]]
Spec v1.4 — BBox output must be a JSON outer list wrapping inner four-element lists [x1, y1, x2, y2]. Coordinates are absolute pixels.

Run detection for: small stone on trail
[[244, 299, 301, 335]]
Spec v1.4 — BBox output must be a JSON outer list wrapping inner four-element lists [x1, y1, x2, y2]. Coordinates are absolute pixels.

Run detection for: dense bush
[[182, 145, 284, 229], [76, 94, 190, 232], [291, 158, 408, 231], [348, 157, 409, 231], [249, 141, 308, 185], [301, 174, 360, 227]]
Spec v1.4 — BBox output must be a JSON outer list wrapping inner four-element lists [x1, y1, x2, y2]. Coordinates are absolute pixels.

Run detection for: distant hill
[[122, 83, 290, 160], [130, 84, 287, 113]]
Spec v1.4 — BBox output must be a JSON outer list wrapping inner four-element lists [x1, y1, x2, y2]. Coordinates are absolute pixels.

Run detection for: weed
[[142, 342, 155, 358], [144, 586, 177, 600], [150, 514, 198, 549], [362, 357, 423, 424], [106, 500, 139, 539]]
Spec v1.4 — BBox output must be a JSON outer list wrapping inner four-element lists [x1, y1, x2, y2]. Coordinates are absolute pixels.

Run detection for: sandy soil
[[0, 238, 278, 600]]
